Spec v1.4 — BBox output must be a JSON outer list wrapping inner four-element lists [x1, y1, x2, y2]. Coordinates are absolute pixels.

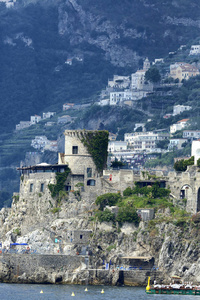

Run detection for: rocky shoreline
[[0, 253, 157, 286]]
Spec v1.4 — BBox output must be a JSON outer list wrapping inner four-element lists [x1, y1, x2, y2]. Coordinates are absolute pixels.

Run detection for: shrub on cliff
[[123, 186, 134, 197], [96, 209, 115, 223], [174, 156, 194, 172], [95, 193, 121, 210], [116, 206, 140, 225], [131, 183, 170, 199]]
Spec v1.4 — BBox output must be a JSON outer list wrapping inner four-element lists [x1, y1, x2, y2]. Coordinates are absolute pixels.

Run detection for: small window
[[72, 146, 78, 154], [30, 183, 33, 192], [40, 183, 44, 192], [87, 168, 92, 177], [65, 185, 71, 191], [80, 235, 83, 239]]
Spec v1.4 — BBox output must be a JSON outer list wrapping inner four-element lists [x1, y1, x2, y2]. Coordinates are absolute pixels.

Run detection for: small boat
[[146, 276, 200, 295]]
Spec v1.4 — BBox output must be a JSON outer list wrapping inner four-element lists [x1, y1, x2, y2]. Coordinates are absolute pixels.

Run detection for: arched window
[[87, 180, 95, 186]]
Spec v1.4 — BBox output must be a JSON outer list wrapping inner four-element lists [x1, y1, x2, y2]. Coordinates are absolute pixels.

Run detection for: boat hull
[[146, 289, 200, 295]]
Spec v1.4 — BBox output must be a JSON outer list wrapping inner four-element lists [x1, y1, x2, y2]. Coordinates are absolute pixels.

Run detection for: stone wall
[[103, 166, 200, 214], [0, 254, 86, 283], [0, 254, 159, 286]]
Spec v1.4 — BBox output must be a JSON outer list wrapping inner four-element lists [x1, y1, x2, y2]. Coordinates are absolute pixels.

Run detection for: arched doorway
[[180, 185, 193, 211]]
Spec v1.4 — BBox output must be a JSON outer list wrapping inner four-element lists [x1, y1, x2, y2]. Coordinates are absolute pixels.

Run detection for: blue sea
[[1, 284, 200, 300]]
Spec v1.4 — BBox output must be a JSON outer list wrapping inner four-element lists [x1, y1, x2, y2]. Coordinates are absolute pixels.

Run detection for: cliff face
[[57, 0, 200, 66], [1, 0, 200, 132], [0, 190, 200, 285]]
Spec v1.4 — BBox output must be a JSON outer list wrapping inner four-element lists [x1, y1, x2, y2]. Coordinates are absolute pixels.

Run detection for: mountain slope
[[1, 0, 200, 132]]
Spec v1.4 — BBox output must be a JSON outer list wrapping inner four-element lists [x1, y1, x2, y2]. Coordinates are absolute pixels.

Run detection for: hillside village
[[13, 43, 200, 170]]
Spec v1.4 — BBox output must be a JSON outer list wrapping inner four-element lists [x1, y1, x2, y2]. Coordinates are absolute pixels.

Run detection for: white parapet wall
[[191, 140, 200, 165]]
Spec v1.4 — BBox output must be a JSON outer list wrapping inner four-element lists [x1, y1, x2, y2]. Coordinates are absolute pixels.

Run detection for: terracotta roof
[[177, 119, 189, 123]]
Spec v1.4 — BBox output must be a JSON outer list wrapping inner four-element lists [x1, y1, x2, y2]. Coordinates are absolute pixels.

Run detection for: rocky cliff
[[0, 188, 200, 285]]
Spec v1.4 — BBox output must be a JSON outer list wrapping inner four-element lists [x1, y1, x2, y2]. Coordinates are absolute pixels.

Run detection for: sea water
[[1, 284, 200, 300]]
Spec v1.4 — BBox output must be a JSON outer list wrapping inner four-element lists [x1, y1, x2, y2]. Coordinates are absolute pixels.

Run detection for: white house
[[170, 119, 190, 134], [16, 121, 31, 131], [168, 138, 187, 150], [183, 130, 200, 140], [189, 45, 200, 55], [110, 90, 133, 105], [173, 105, 192, 116], [0, 0, 16, 7], [31, 136, 49, 150], [108, 141, 127, 152], [30, 115, 42, 125], [43, 112, 56, 119]]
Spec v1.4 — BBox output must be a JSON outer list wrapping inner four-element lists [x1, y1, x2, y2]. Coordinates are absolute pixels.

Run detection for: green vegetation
[[174, 156, 194, 172], [145, 66, 161, 83], [78, 130, 109, 173], [95, 193, 122, 211], [50, 207, 61, 214], [123, 183, 171, 199], [95, 184, 173, 225], [116, 206, 140, 225], [13, 228, 21, 236], [145, 144, 191, 169], [110, 159, 126, 168], [95, 209, 116, 223], [48, 168, 71, 198]]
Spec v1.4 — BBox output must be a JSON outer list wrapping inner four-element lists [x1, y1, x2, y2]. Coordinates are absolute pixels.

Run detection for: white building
[[134, 123, 146, 132], [170, 119, 190, 134], [110, 90, 133, 105], [183, 130, 200, 140], [30, 115, 42, 125], [189, 45, 200, 55], [168, 138, 187, 150], [124, 131, 169, 151], [108, 141, 127, 152], [16, 121, 31, 131], [31, 136, 49, 150], [191, 140, 200, 165], [153, 58, 164, 64], [0, 0, 16, 7], [99, 98, 109, 106], [43, 112, 56, 119], [108, 75, 130, 89], [63, 103, 74, 111], [173, 105, 192, 116]]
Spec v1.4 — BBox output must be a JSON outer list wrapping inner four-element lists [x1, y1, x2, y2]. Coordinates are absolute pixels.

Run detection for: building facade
[[170, 62, 199, 81], [124, 132, 169, 151], [173, 105, 192, 116]]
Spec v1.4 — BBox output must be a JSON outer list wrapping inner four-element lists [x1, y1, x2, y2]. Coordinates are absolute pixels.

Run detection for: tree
[[174, 156, 194, 172], [95, 193, 121, 210], [156, 139, 170, 149], [145, 67, 161, 83]]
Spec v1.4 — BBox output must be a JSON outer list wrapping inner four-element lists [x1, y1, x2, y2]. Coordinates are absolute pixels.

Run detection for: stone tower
[[58, 130, 109, 198], [143, 58, 150, 71]]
